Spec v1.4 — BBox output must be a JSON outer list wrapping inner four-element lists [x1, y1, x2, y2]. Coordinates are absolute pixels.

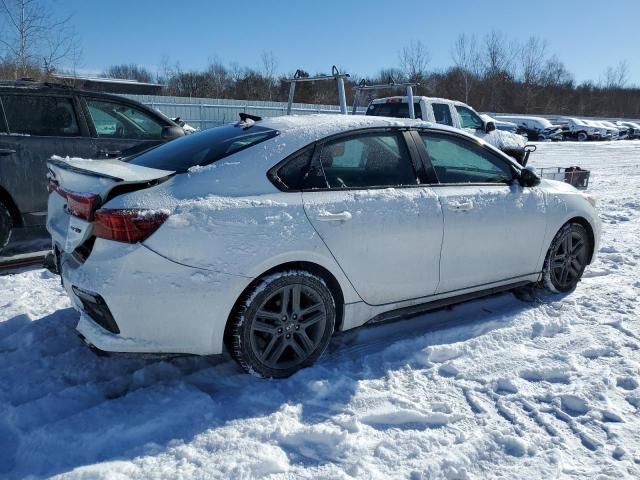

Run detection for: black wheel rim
[[550, 228, 588, 290], [250, 284, 327, 370]]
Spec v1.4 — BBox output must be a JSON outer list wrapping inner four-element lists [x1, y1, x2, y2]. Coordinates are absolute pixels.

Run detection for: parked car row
[[495, 114, 640, 142]]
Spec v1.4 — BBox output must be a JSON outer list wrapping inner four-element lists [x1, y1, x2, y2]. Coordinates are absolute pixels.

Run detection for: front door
[[302, 130, 443, 305], [417, 131, 547, 294], [82, 97, 167, 158]]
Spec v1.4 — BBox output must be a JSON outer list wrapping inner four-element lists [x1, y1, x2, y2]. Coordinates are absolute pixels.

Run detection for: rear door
[[301, 129, 443, 305], [0, 93, 95, 220], [416, 130, 547, 293], [80, 97, 168, 158]]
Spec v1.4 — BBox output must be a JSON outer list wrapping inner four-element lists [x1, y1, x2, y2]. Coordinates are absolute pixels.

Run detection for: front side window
[[2, 95, 79, 136], [319, 132, 417, 189], [432, 103, 453, 126], [455, 105, 484, 130], [86, 99, 164, 140], [421, 133, 513, 184]]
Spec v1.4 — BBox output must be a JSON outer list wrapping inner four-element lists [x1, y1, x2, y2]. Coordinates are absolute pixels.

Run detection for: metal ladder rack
[[352, 79, 420, 118], [285, 66, 350, 115]]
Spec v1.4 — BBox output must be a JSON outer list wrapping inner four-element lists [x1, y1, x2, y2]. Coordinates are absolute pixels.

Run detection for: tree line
[[113, 36, 639, 118], [0, 0, 638, 117]]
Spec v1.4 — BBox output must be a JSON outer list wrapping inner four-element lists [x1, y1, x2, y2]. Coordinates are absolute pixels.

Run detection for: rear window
[[366, 102, 423, 120], [128, 124, 279, 173]]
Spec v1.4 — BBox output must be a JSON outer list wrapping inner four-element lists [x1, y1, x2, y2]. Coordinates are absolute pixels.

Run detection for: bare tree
[[451, 33, 480, 103], [482, 30, 514, 76], [603, 60, 629, 89], [102, 64, 154, 83], [399, 39, 430, 82], [519, 36, 547, 111], [519, 36, 547, 84], [0, 0, 80, 78], [259, 50, 278, 100]]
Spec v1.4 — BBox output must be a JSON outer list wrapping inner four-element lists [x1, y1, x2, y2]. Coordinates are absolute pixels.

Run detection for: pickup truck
[[366, 96, 527, 163]]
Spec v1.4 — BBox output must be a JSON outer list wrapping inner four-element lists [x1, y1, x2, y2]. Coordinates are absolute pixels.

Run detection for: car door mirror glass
[[485, 121, 496, 133]]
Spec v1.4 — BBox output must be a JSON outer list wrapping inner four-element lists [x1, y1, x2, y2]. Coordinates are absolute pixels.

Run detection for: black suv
[[0, 81, 184, 251]]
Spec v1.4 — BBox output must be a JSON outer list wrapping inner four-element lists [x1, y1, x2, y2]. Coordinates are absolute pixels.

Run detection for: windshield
[[128, 124, 279, 173]]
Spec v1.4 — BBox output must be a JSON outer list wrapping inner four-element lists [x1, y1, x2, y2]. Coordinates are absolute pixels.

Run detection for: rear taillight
[[65, 192, 100, 221], [93, 209, 169, 244], [49, 180, 100, 221]]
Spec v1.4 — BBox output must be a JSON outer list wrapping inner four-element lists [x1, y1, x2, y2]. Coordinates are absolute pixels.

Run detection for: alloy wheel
[[249, 283, 327, 370], [549, 227, 588, 291]]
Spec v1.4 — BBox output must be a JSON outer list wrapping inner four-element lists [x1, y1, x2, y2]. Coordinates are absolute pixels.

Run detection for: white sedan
[[46, 115, 601, 378]]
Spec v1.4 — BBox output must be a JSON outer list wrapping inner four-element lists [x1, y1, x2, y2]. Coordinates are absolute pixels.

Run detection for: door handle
[[97, 149, 122, 157], [316, 211, 353, 222], [447, 200, 474, 212], [0, 148, 16, 155]]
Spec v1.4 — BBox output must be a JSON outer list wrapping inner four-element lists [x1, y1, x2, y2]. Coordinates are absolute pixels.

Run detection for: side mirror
[[161, 125, 185, 140], [519, 166, 541, 187], [485, 121, 496, 133]]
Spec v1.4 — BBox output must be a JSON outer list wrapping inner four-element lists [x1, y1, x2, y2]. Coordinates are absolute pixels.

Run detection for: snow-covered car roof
[[496, 115, 556, 128], [254, 113, 454, 142], [480, 114, 516, 127]]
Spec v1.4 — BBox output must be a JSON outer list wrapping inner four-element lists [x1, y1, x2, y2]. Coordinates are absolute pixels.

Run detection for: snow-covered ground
[[0, 141, 638, 479]]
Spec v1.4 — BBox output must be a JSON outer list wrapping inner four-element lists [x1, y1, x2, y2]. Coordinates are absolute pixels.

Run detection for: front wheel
[[542, 223, 590, 293], [228, 271, 336, 378], [0, 201, 13, 250], [577, 131, 588, 142]]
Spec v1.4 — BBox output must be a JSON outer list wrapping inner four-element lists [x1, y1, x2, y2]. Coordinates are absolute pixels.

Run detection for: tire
[[577, 131, 588, 142], [0, 201, 13, 250], [542, 223, 591, 293], [228, 270, 336, 378]]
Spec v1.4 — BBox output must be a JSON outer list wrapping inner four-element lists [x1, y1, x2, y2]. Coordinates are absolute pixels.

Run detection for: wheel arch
[[0, 186, 22, 226], [223, 260, 346, 349]]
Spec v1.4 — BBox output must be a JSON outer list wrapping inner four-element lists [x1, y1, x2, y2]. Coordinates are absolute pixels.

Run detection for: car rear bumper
[[60, 238, 252, 355]]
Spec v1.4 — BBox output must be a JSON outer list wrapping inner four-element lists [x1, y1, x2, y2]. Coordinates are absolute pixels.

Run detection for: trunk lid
[[47, 156, 174, 252]]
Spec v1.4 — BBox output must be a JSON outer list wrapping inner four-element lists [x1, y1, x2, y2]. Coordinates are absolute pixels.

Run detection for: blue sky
[[63, 0, 638, 85]]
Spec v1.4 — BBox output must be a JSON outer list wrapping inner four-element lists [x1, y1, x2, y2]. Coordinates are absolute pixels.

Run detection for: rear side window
[[432, 103, 453, 126], [2, 95, 79, 136], [318, 132, 417, 189], [366, 102, 423, 120], [271, 148, 317, 190], [86, 99, 164, 140], [128, 124, 279, 173]]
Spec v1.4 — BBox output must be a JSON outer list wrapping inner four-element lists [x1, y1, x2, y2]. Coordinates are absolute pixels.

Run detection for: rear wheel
[[228, 271, 336, 378], [0, 201, 13, 250], [542, 223, 590, 293]]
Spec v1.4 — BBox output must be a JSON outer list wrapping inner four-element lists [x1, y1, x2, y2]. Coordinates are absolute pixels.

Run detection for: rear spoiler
[[48, 158, 124, 182]]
